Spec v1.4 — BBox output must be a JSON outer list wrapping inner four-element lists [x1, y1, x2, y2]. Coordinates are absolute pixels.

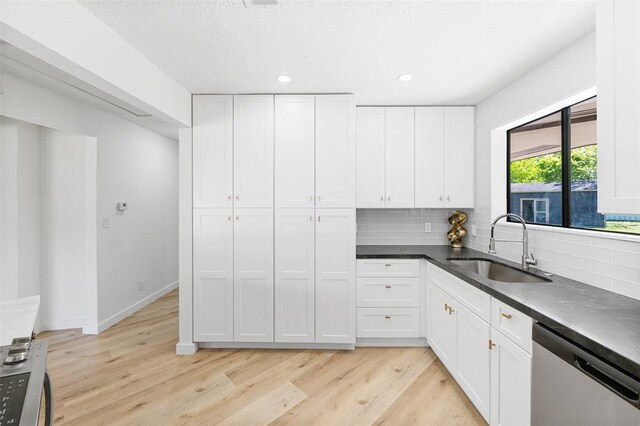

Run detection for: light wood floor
[[37, 290, 485, 425]]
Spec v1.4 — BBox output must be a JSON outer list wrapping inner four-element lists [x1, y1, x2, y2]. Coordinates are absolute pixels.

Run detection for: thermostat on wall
[[117, 202, 128, 212]]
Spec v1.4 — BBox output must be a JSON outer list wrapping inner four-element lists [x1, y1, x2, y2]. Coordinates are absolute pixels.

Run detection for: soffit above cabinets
[[81, 1, 595, 105]]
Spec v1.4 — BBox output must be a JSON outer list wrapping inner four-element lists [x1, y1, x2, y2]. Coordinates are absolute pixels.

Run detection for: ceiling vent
[[243, 0, 279, 8]]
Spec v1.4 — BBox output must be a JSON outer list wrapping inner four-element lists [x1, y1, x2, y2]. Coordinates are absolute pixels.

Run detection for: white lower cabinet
[[455, 303, 491, 420], [315, 209, 356, 343], [275, 209, 315, 342], [490, 328, 532, 426], [357, 308, 419, 338], [427, 264, 533, 425], [193, 209, 234, 342], [233, 209, 274, 342]]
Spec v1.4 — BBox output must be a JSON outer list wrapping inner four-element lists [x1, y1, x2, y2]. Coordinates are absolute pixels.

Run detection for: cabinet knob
[[380, 196, 384, 202], [384, 315, 391, 319], [439, 196, 443, 201], [489, 339, 496, 350], [446, 196, 450, 201], [309, 196, 313, 201], [448, 307, 454, 314], [384, 263, 391, 267], [387, 196, 391, 201], [235, 216, 239, 221], [385, 285, 391, 289], [226, 216, 232, 221], [318, 216, 321, 222], [310, 216, 313, 221], [501, 313, 513, 319], [235, 195, 239, 200], [317, 196, 321, 201], [444, 303, 449, 311], [227, 195, 232, 201]]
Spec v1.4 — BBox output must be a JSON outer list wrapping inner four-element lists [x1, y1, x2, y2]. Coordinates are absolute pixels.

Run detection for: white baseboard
[[176, 342, 199, 355], [198, 342, 356, 351], [44, 317, 87, 331], [356, 337, 429, 347], [85, 280, 178, 335]]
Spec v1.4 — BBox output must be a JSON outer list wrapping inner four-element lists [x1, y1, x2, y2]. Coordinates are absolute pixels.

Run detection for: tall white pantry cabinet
[[192, 94, 356, 346]]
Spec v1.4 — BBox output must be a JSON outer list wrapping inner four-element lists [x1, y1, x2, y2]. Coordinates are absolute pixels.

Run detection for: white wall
[[0, 117, 19, 301], [466, 30, 640, 301], [1, 71, 179, 331]]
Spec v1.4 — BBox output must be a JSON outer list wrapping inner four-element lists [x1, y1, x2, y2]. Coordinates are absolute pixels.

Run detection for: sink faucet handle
[[525, 253, 537, 265]]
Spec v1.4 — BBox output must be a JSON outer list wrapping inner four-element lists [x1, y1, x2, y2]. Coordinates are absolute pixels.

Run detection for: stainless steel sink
[[448, 258, 551, 283]]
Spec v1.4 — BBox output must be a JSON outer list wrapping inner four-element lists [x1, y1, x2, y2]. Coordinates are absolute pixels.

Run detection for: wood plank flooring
[[37, 290, 485, 425]]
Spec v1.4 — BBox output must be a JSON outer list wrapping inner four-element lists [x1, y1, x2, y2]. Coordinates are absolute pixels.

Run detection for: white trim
[[356, 337, 429, 347], [82, 280, 178, 335], [198, 342, 356, 350], [487, 86, 640, 243], [176, 342, 199, 355], [177, 128, 194, 349], [44, 318, 87, 331]]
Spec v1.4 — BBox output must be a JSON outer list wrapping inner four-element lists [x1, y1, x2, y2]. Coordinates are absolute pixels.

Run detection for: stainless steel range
[[0, 338, 52, 426]]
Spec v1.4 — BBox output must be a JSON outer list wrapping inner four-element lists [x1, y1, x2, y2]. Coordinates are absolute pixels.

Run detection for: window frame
[[505, 95, 639, 237]]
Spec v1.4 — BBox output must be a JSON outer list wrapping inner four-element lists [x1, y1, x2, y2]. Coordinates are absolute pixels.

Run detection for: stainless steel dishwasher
[[532, 323, 640, 425]]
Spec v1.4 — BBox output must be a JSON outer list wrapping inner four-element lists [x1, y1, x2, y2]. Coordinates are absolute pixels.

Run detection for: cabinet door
[[192, 95, 233, 208], [415, 107, 445, 208], [356, 107, 386, 208], [427, 283, 457, 371], [275, 95, 315, 208], [315, 209, 356, 343], [443, 107, 475, 208], [455, 302, 491, 421], [233, 208, 274, 342], [385, 107, 415, 208], [193, 209, 233, 341], [275, 209, 315, 342], [490, 328, 532, 426], [233, 95, 274, 208], [597, 1, 640, 214], [316, 95, 356, 208]]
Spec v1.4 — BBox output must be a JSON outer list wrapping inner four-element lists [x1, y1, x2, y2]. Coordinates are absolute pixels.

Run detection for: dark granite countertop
[[357, 245, 640, 377]]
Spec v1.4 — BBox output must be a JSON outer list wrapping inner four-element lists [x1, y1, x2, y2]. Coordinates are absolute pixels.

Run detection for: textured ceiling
[[81, 0, 596, 105]]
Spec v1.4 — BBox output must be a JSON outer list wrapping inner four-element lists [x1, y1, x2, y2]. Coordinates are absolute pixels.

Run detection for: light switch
[[472, 224, 477, 236], [424, 223, 431, 233], [102, 217, 111, 229]]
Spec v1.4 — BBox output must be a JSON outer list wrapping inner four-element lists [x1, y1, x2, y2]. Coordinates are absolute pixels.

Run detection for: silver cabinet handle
[[227, 195, 232, 201], [235, 215, 239, 221], [226, 215, 232, 222], [439, 196, 443, 201], [384, 315, 391, 319], [385, 285, 391, 289], [387, 196, 391, 201], [318, 216, 321, 222], [310, 215, 313, 221], [235, 195, 239, 200], [446, 196, 450, 201]]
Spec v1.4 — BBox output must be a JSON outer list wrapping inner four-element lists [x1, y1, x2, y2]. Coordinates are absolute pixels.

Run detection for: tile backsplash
[[356, 209, 462, 246]]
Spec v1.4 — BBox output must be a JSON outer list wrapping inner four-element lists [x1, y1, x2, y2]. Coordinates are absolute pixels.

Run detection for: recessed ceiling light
[[397, 74, 412, 81], [277, 75, 291, 83]]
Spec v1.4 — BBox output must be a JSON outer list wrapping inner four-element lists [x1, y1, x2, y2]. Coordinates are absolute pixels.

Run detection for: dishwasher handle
[[575, 355, 640, 403], [533, 323, 640, 409]]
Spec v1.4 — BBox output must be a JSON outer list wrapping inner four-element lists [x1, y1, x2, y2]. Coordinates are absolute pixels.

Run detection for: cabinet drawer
[[357, 259, 419, 277], [491, 298, 533, 353], [428, 264, 491, 322], [357, 278, 419, 307], [357, 308, 420, 338]]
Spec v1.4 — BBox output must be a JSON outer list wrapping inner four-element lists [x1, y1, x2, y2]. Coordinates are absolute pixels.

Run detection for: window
[[507, 96, 640, 235]]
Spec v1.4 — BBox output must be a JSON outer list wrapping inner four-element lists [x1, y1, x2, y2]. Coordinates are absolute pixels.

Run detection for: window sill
[[496, 221, 640, 244]]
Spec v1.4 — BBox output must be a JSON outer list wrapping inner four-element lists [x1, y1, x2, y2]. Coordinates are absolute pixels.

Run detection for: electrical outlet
[[138, 279, 144, 291], [472, 224, 477, 237], [424, 222, 432, 233], [102, 217, 111, 229]]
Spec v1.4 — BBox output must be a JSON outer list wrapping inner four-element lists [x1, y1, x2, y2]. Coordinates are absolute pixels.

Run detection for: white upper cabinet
[[415, 106, 474, 208], [316, 95, 356, 208], [597, 1, 640, 214], [356, 107, 415, 208], [415, 107, 445, 208], [356, 107, 386, 208], [385, 107, 415, 208], [233, 95, 274, 208], [315, 209, 356, 343], [233, 208, 274, 342], [275, 95, 315, 208], [443, 107, 475, 208], [275, 209, 315, 343], [192, 95, 233, 208], [193, 209, 234, 342]]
